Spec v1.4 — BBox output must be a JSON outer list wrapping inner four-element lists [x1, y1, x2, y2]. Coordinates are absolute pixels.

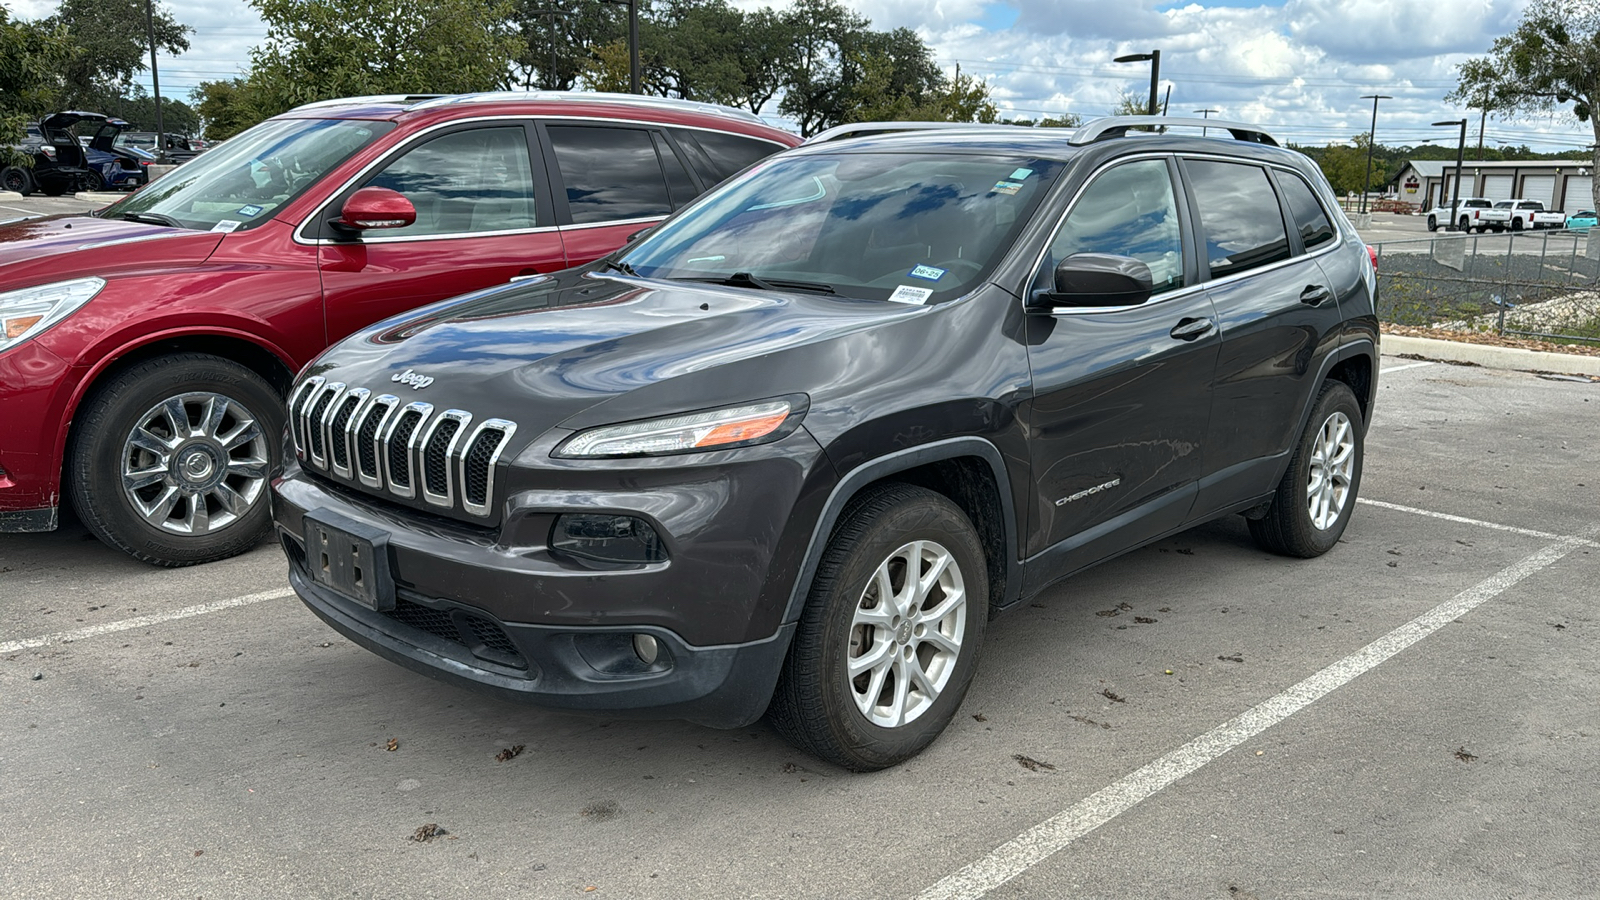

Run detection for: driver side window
[[1043, 158, 1186, 295], [363, 126, 539, 238]]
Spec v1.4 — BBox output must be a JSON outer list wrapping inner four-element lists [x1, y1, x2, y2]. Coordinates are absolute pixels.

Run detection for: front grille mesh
[[381, 598, 527, 670], [291, 380, 516, 518]]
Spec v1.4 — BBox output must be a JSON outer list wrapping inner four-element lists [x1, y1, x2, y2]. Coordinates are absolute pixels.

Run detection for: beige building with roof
[[1389, 159, 1596, 212]]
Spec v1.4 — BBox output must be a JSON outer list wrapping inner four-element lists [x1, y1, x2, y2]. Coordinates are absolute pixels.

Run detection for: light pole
[[1194, 107, 1217, 136], [144, 0, 165, 162], [595, 0, 641, 94], [1113, 50, 1160, 116], [1433, 118, 1468, 231], [1359, 94, 1391, 215]]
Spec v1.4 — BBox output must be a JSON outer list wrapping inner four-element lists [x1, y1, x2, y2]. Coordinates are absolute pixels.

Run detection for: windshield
[[102, 117, 394, 232], [619, 152, 1064, 303]]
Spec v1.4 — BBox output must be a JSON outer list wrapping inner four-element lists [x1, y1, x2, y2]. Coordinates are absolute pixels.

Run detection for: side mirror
[[1034, 253, 1155, 309], [333, 187, 417, 232]]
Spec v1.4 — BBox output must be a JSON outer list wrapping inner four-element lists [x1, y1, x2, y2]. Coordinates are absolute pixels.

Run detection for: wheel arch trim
[[781, 436, 1022, 626]]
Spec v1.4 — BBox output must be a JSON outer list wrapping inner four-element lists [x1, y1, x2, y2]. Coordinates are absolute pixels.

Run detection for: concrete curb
[[0, 191, 22, 201], [72, 192, 129, 204], [1384, 334, 1600, 377]]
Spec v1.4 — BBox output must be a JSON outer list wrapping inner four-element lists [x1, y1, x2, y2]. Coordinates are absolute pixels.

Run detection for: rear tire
[[85, 170, 105, 192], [1426, 215, 1438, 232], [1248, 380, 1364, 559], [768, 484, 988, 771], [1, 166, 35, 195], [69, 353, 283, 567]]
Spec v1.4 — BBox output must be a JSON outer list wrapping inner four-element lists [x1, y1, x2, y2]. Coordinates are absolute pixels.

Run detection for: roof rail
[[1070, 116, 1279, 147], [407, 91, 766, 124], [289, 94, 446, 112], [803, 121, 990, 145]]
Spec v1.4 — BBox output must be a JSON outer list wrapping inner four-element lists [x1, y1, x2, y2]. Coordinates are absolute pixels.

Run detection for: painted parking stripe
[[1356, 497, 1598, 545], [916, 527, 1597, 900], [0, 587, 294, 655], [1379, 361, 1434, 374]]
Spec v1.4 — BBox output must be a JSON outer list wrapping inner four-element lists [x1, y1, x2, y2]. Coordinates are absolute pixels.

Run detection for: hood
[[307, 269, 930, 444], [0, 216, 224, 285]]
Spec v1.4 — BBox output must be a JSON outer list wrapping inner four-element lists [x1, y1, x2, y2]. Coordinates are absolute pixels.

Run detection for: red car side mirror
[[337, 187, 417, 231]]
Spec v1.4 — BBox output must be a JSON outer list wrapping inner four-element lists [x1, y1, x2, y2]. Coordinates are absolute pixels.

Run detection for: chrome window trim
[[381, 401, 433, 500], [459, 419, 518, 518], [1024, 151, 1346, 318], [327, 387, 369, 479], [355, 394, 400, 488], [418, 409, 473, 509], [295, 114, 789, 247], [558, 214, 669, 232]]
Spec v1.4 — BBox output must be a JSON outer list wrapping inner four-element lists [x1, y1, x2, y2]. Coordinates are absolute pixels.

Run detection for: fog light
[[633, 633, 659, 665], [551, 514, 666, 566]]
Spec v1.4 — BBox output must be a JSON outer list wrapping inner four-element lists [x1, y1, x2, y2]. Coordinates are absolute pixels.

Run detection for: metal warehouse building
[[1390, 159, 1595, 212]]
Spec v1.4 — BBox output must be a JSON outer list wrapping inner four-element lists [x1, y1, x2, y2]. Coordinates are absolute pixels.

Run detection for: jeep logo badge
[[391, 369, 434, 390]]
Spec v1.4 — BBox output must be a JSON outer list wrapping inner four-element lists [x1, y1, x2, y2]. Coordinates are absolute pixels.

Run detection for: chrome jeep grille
[[289, 377, 518, 518]]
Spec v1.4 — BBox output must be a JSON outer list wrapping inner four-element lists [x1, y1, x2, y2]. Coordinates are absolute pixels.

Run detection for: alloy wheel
[[1306, 410, 1355, 530], [847, 539, 968, 728], [120, 392, 270, 535]]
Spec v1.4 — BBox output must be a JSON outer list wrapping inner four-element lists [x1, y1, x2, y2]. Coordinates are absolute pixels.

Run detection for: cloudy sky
[[9, 0, 1595, 152]]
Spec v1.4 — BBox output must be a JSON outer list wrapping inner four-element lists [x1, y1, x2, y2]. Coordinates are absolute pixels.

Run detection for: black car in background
[[272, 116, 1380, 771], [1, 112, 151, 195]]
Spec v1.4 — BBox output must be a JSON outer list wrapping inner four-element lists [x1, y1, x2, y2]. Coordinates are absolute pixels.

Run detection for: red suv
[[0, 92, 797, 566]]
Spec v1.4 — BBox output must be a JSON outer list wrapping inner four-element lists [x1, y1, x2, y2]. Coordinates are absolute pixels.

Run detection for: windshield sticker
[[908, 264, 946, 281], [888, 285, 934, 304], [991, 181, 1024, 196], [1009, 168, 1034, 181], [209, 220, 242, 233], [236, 204, 264, 217]]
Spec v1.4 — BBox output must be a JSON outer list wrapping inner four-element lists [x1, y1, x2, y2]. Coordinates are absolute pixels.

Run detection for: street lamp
[[592, 0, 641, 94], [1359, 94, 1391, 215], [1194, 108, 1218, 136], [1114, 50, 1160, 116], [1433, 118, 1468, 231], [143, 0, 165, 163]]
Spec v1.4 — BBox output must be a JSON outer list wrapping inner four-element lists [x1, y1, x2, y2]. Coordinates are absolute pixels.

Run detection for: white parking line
[[1379, 361, 1434, 374], [1356, 498, 1599, 545], [916, 526, 1597, 900], [0, 587, 294, 655]]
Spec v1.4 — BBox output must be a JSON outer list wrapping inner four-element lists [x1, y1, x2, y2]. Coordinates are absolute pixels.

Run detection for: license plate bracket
[[304, 508, 395, 611]]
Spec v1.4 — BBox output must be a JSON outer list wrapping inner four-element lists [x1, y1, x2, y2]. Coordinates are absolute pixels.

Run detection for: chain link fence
[[1373, 229, 1600, 345]]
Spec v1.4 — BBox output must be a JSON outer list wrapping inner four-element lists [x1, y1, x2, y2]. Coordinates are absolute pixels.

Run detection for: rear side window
[[682, 130, 780, 182], [547, 125, 673, 224], [653, 133, 700, 209], [1277, 172, 1336, 251], [1186, 160, 1292, 277]]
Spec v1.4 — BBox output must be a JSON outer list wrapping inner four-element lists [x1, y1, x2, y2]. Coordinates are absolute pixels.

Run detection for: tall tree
[[1, 9, 70, 167], [777, 0, 870, 137], [191, 79, 261, 141], [246, 0, 520, 117], [1450, 0, 1600, 212], [44, 0, 191, 108], [508, 0, 623, 91]]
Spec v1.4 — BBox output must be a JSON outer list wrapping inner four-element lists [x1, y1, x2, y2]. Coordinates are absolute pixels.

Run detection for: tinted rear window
[[686, 131, 781, 181], [1277, 172, 1336, 251], [547, 125, 673, 224], [1186, 159, 1292, 277]]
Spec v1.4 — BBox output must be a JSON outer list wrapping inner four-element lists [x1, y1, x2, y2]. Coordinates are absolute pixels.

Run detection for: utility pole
[[1114, 50, 1160, 117], [1359, 94, 1391, 215], [1476, 106, 1488, 160], [1433, 118, 1468, 231], [1194, 108, 1218, 137], [627, 0, 640, 94], [144, 0, 165, 162]]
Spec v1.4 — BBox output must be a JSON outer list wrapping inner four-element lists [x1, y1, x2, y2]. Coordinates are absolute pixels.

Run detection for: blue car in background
[[82, 115, 151, 191], [1565, 209, 1597, 232]]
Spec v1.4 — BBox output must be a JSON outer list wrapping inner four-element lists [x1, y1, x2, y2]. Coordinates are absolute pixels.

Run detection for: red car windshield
[[104, 117, 394, 232]]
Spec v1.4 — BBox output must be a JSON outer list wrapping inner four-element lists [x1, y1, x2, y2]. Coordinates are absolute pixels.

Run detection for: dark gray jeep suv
[[272, 116, 1379, 770]]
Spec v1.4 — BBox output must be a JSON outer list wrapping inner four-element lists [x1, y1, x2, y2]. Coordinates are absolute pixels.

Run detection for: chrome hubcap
[[1306, 410, 1355, 531], [848, 540, 967, 728], [121, 393, 269, 536]]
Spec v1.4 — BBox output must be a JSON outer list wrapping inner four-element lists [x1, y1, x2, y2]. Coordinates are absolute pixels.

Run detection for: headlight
[[0, 277, 106, 353], [555, 397, 805, 458]]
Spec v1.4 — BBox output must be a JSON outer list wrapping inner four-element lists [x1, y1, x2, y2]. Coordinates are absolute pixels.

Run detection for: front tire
[[1426, 215, 1438, 232], [1248, 380, 1364, 558], [768, 484, 988, 771], [69, 353, 282, 567]]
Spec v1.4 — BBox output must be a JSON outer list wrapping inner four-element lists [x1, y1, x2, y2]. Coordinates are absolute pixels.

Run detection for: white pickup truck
[[1494, 199, 1567, 230], [1425, 198, 1511, 233]]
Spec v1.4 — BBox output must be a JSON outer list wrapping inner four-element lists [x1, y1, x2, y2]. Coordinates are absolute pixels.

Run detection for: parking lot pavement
[[0, 194, 105, 220], [3, 359, 1597, 900]]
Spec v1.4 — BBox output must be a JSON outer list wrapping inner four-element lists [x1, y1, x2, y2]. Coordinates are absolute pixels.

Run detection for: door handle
[[1300, 285, 1332, 306], [1169, 317, 1215, 341]]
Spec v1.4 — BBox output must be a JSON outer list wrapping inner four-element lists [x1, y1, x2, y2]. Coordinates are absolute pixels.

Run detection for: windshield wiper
[[600, 258, 640, 277], [678, 272, 836, 295], [120, 212, 185, 228]]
